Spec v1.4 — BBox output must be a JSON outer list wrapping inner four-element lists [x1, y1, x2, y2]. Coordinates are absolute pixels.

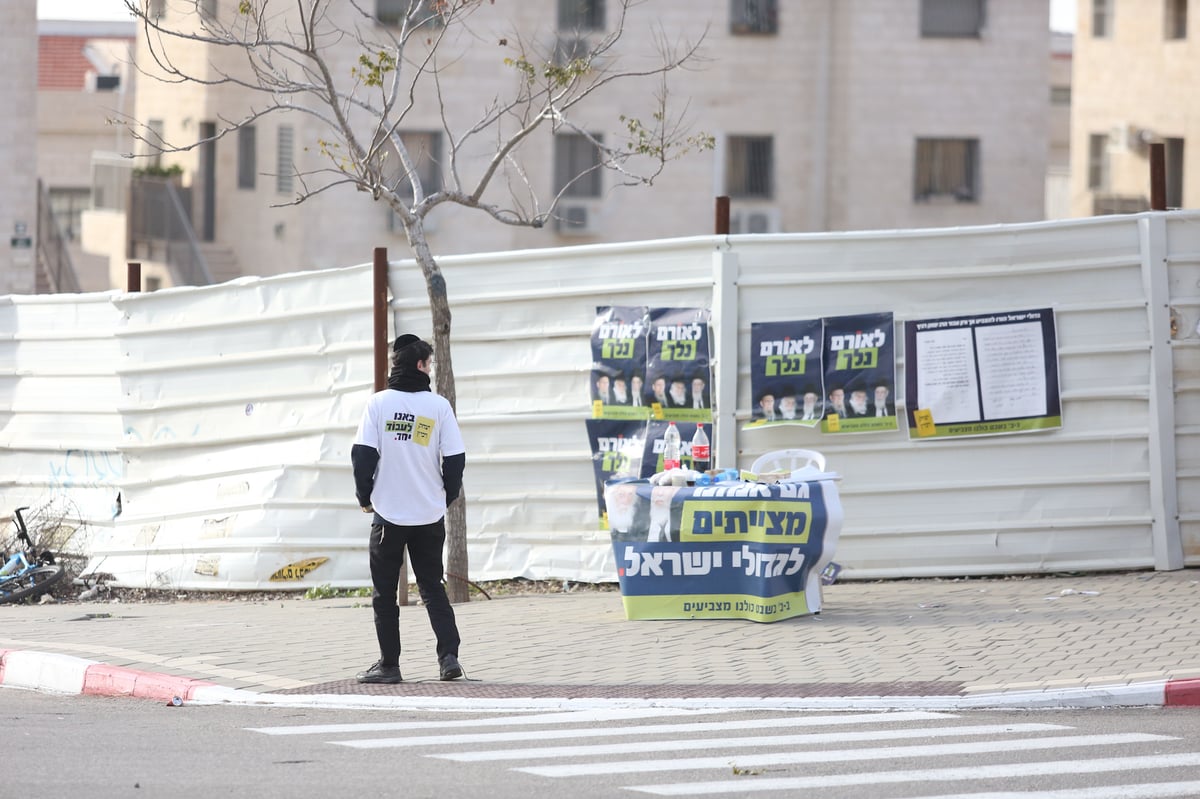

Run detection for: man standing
[[352, 334, 467, 684]]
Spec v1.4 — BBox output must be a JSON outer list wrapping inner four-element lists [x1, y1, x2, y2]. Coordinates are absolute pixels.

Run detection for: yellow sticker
[[269, 557, 329, 582], [914, 408, 937, 437], [592, 399, 604, 418], [825, 413, 841, 433], [413, 416, 435, 446], [651, 403, 664, 419]]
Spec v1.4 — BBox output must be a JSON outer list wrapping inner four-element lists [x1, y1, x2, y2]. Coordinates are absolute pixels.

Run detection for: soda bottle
[[663, 421, 682, 471], [691, 423, 711, 474]]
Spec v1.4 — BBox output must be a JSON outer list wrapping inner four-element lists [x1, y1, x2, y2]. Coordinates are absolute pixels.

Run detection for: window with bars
[[558, 0, 605, 31], [276, 125, 294, 195], [1087, 133, 1110, 190], [1093, 0, 1112, 37], [200, 0, 216, 20], [237, 125, 256, 190], [1166, 0, 1188, 39], [554, 133, 603, 197], [730, 0, 778, 34], [914, 138, 979, 202], [920, 0, 985, 37], [725, 135, 773, 199], [1050, 86, 1071, 105]]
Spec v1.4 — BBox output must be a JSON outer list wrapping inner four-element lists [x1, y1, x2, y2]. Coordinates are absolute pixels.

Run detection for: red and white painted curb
[[3, 648, 1199, 710]]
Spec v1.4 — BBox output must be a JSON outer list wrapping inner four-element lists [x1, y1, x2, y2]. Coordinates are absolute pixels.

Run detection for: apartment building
[[1072, 0, 1196, 215], [1, 4, 38, 296], [96, 0, 1050, 285]]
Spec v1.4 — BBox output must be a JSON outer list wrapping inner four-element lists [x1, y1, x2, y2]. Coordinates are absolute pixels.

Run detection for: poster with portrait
[[586, 419, 649, 525], [644, 307, 713, 423], [904, 308, 1061, 439], [820, 312, 899, 434], [590, 306, 649, 420], [746, 319, 825, 429]]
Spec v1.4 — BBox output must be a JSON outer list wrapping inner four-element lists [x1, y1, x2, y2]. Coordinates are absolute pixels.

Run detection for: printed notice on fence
[[904, 308, 1061, 439]]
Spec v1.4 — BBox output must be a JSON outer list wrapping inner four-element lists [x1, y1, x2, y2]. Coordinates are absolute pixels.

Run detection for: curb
[[3, 648, 1199, 711]]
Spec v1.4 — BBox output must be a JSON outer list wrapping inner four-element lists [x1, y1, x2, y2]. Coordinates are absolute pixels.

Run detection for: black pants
[[369, 518, 460, 665]]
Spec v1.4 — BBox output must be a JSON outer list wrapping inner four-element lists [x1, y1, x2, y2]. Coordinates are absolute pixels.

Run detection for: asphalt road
[[6, 690, 1200, 798]]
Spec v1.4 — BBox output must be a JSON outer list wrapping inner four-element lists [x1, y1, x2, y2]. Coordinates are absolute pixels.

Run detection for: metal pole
[[1149, 142, 1167, 211], [373, 247, 388, 392], [127, 262, 141, 292], [715, 196, 731, 235]]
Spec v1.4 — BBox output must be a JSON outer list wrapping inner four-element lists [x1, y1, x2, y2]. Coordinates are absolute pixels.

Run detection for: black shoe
[[439, 653, 463, 681], [356, 660, 403, 684]]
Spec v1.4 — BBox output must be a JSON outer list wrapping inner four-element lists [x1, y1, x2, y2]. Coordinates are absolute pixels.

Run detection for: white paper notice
[[975, 321, 1047, 419], [915, 327, 981, 424]]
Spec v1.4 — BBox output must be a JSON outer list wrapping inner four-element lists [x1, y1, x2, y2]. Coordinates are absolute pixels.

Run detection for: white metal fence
[[1, 211, 1196, 588]]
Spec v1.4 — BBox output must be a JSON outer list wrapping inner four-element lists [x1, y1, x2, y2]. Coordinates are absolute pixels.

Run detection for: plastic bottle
[[663, 422, 682, 471], [691, 423, 711, 474]]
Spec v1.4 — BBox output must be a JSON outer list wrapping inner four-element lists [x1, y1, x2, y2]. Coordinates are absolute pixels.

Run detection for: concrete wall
[[1, 3, 39, 296]]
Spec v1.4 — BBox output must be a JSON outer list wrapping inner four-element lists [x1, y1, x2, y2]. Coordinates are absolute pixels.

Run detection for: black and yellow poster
[[820, 312, 899, 434], [747, 319, 825, 428]]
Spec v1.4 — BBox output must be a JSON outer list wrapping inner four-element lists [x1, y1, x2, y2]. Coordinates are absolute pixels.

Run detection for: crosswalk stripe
[[625, 753, 1200, 795], [902, 782, 1200, 799], [245, 707, 742, 736], [405, 722, 1071, 760], [330, 710, 960, 749], [517, 732, 1175, 777]]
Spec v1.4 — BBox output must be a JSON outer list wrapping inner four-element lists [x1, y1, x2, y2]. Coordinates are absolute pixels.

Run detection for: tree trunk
[[409, 223, 470, 603]]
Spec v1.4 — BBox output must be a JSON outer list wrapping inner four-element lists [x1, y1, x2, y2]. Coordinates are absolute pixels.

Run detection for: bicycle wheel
[[0, 564, 66, 604]]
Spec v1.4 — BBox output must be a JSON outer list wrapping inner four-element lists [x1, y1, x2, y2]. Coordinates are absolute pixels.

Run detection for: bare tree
[[120, 0, 711, 601]]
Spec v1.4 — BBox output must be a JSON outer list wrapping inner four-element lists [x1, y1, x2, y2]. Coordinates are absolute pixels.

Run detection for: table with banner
[[603, 476, 842, 622]]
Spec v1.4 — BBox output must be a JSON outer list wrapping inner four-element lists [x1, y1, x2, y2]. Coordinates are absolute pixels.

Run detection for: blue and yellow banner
[[606, 479, 842, 622]]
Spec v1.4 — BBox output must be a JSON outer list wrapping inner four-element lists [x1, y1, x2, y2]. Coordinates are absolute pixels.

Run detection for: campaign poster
[[644, 307, 713, 424], [746, 319, 825, 429], [590, 306, 649, 420], [586, 419, 649, 526], [820, 312, 899, 434], [605, 478, 843, 622], [904, 308, 1061, 439], [638, 419, 707, 478]]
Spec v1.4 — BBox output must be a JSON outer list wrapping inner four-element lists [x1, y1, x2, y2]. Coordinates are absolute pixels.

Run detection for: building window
[[914, 138, 979, 202], [238, 125, 256, 190], [1166, 137, 1184, 208], [200, 0, 216, 20], [1166, 0, 1188, 38], [725, 135, 774, 199], [920, 0, 985, 37], [730, 0, 778, 34], [276, 125, 294, 195], [145, 118, 165, 168], [376, 0, 443, 27], [386, 130, 443, 198], [558, 0, 605, 31], [47, 187, 91, 242], [554, 133, 603, 197], [1087, 133, 1110, 190], [1093, 0, 1112, 37], [149, 0, 165, 19], [1050, 86, 1071, 105]]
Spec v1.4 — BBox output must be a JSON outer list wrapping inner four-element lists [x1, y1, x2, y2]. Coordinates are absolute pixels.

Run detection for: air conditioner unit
[[556, 202, 599, 236], [1107, 123, 1133, 153], [729, 207, 780, 235]]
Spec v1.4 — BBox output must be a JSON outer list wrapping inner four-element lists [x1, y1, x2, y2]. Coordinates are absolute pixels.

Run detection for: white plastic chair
[[750, 448, 826, 478]]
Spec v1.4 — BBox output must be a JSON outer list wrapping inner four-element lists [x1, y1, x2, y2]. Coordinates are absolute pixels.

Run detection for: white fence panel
[[1167, 215, 1200, 562]]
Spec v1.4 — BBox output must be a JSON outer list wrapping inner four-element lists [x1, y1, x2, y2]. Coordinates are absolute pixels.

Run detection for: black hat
[[393, 333, 420, 352]]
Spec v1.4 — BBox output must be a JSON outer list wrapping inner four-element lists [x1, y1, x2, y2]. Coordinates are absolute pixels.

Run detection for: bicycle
[[0, 507, 67, 604]]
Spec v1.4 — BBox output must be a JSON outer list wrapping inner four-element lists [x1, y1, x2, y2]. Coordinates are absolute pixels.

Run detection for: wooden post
[[372, 247, 409, 605], [127, 262, 141, 292], [1149, 142, 1167, 211], [715, 196, 731, 235]]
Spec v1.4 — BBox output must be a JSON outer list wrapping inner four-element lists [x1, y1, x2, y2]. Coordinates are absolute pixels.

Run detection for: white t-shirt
[[353, 389, 466, 526]]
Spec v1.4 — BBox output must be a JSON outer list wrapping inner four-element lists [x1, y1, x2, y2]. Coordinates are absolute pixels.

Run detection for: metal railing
[[35, 180, 82, 294], [130, 177, 213, 286]]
